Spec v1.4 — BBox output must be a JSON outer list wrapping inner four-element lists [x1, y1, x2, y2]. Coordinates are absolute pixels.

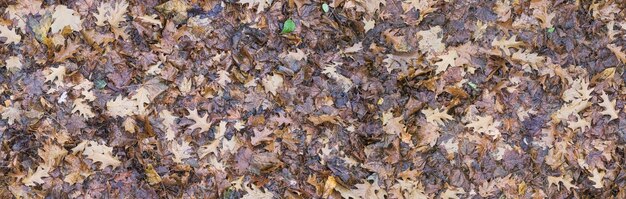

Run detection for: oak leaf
[[422, 107, 453, 126], [74, 140, 122, 169], [186, 109, 212, 133], [607, 44, 626, 64], [241, 182, 275, 199], [170, 140, 192, 164], [491, 35, 523, 56], [598, 92, 618, 121], [262, 73, 283, 95], [465, 115, 501, 139], [434, 50, 458, 74], [94, 0, 129, 40], [51, 5, 82, 34], [22, 166, 51, 186], [4, 56, 22, 73], [547, 174, 578, 191], [72, 98, 95, 119], [335, 176, 387, 199], [416, 26, 445, 54], [106, 95, 137, 118], [0, 25, 21, 45], [589, 169, 605, 189]]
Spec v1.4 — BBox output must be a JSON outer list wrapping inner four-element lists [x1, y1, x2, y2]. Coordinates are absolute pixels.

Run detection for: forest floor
[[1, 0, 626, 198]]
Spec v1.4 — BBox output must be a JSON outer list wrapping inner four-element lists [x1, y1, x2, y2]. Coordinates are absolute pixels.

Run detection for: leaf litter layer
[[1, 0, 626, 198]]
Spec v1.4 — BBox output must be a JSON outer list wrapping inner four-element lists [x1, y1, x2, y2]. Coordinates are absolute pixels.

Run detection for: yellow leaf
[[145, 164, 162, 185]]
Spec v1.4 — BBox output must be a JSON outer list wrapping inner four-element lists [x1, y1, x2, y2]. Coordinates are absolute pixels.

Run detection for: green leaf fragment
[[322, 3, 329, 13], [282, 19, 296, 34], [95, 80, 107, 89], [547, 27, 555, 33]]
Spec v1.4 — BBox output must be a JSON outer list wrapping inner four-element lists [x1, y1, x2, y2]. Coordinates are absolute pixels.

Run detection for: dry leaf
[[0, 25, 21, 44], [422, 107, 453, 126], [51, 5, 82, 33], [186, 109, 212, 133], [170, 140, 192, 164], [598, 92, 618, 121], [74, 140, 122, 169], [262, 73, 283, 95]]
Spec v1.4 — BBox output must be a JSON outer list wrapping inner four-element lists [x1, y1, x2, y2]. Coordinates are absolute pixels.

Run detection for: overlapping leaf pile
[[1, 0, 626, 198]]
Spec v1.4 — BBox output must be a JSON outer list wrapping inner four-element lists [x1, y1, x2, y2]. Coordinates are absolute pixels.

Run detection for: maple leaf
[[434, 50, 458, 74], [598, 92, 619, 121], [216, 70, 232, 87], [238, 0, 272, 14], [335, 175, 387, 199], [186, 109, 212, 133], [241, 182, 275, 199], [262, 73, 283, 95], [322, 62, 353, 92], [465, 115, 501, 139], [95, 0, 130, 40], [72, 98, 95, 119], [607, 44, 626, 64], [22, 166, 51, 186], [50, 5, 82, 34], [0, 25, 21, 45], [491, 35, 523, 56], [422, 107, 453, 126], [494, 0, 511, 22], [416, 26, 445, 54], [74, 140, 122, 169], [170, 140, 193, 164]]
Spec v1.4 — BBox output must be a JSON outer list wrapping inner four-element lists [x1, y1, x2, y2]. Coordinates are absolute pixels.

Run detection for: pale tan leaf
[[241, 182, 275, 199], [416, 26, 445, 54], [0, 25, 21, 45], [74, 140, 122, 169], [422, 107, 453, 126], [491, 35, 523, 56], [598, 92, 618, 121], [186, 109, 212, 133], [465, 115, 501, 139], [51, 5, 82, 33], [262, 73, 283, 95], [106, 95, 137, 118], [170, 140, 192, 164], [4, 56, 22, 73], [607, 44, 626, 64], [72, 98, 95, 119], [22, 166, 51, 186]]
